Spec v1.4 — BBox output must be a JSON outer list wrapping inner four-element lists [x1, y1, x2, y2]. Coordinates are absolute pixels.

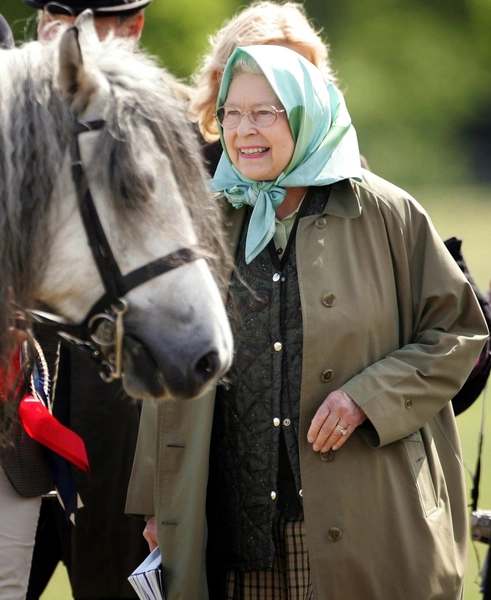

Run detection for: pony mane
[[0, 35, 230, 428]]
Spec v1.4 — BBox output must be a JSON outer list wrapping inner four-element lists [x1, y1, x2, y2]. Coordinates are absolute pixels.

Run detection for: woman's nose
[[236, 113, 257, 136]]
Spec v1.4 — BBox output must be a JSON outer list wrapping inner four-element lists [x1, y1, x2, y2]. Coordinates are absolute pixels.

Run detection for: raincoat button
[[322, 293, 336, 307], [405, 398, 413, 409], [299, 489, 303, 497], [273, 342, 282, 352], [315, 217, 327, 229], [327, 527, 342, 542], [283, 418, 291, 427], [273, 272, 281, 282], [321, 369, 334, 382], [320, 449, 335, 462], [270, 491, 277, 500], [273, 418, 280, 427]]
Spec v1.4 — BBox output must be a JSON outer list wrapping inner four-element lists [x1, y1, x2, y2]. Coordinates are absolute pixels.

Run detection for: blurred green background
[[0, 1, 489, 598], [1, 0, 490, 187]]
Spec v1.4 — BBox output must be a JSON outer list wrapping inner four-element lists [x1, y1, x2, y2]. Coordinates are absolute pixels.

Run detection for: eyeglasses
[[214, 104, 286, 129]]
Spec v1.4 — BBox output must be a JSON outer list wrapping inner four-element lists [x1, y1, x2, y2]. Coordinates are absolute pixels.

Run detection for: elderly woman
[[189, 1, 337, 145], [184, 0, 374, 179], [127, 45, 488, 600]]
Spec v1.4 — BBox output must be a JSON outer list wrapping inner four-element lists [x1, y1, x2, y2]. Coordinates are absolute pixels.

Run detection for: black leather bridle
[[22, 119, 200, 383]]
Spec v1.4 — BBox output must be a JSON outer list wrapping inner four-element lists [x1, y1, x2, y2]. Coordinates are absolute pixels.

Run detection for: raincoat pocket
[[402, 431, 438, 516]]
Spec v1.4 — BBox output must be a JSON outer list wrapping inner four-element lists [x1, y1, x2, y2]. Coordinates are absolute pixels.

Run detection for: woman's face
[[222, 73, 294, 181]]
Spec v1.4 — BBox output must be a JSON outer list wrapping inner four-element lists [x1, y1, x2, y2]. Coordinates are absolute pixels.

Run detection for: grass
[[40, 564, 71, 599], [41, 184, 491, 599]]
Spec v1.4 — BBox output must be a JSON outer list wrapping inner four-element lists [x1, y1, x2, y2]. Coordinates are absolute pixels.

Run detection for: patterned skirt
[[225, 514, 313, 600]]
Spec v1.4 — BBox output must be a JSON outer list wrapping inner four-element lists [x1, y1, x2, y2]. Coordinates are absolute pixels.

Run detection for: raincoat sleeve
[[341, 196, 489, 448]]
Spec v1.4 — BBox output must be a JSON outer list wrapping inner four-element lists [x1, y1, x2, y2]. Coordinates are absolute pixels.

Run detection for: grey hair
[[229, 52, 264, 81]]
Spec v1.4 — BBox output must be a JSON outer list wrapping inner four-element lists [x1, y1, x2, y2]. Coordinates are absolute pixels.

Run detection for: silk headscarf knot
[[222, 182, 286, 262], [210, 45, 362, 264]]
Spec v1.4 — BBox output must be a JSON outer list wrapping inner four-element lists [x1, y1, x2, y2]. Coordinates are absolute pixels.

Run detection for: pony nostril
[[195, 350, 220, 382]]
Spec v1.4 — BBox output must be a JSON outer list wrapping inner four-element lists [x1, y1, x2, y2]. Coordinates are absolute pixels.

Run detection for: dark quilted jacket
[[207, 189, 328, 571]]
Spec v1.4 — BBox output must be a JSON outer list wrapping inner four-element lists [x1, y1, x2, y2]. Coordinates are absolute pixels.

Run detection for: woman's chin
[[235, 162, 281, 182]]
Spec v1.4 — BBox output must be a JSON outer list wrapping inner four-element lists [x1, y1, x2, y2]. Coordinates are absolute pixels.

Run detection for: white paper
[[128, 547, 165, 600]]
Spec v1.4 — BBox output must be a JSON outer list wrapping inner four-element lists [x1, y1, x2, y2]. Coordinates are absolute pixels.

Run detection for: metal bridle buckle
[[88, 299, 128, 383]]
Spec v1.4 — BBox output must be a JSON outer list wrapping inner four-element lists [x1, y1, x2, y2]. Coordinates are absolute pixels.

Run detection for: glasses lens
[[250, 105, 277, 127], [216, 106, 241, 128], [216, 105, 280, 128]]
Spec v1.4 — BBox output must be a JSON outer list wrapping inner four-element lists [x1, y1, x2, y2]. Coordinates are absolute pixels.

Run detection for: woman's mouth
[[240, 147, 269, 156]]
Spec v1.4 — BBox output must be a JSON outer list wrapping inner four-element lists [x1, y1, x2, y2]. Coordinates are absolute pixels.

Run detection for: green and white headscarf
[[210, 45, 362, 264]]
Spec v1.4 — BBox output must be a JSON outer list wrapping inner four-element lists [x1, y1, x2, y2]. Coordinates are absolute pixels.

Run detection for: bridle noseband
[[20, 118, 200, 383]]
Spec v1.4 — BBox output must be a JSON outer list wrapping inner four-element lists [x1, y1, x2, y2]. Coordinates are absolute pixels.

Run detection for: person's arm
[[309, 194, 488, 451], [344, 228, 488, 447]]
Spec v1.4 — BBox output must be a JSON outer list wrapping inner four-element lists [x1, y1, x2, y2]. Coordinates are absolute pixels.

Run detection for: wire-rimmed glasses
[[214, 104, 286, 129]]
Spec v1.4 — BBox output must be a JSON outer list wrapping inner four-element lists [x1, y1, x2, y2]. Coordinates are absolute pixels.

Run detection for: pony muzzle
[[122, 335, 222, 400]]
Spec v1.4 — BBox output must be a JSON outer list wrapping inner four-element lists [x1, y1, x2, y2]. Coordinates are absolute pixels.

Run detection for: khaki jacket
[[126, 171, 489, 600]]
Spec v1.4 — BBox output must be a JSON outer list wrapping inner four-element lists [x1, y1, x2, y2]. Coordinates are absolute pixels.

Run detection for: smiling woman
[[210, 45, 359, 264], [128, 43, 488, 600], [220, 72, 295, 184], [203, 45, 489, 600]]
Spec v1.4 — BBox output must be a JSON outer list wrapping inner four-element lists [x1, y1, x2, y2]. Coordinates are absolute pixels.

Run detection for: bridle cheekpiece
[[19, 118, 200, 383]]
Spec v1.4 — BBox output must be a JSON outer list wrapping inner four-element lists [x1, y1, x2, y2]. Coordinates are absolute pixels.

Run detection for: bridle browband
[[21, 118, 200, 383]]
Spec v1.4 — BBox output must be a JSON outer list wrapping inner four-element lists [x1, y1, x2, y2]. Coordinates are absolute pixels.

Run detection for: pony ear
[[58, 21, 109, 120], [0, 14, 15, 49], [58, 26, 84, 100]]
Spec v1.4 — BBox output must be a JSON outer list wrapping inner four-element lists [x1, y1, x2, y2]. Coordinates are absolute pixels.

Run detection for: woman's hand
[[307, 389, 367, 452], [143, 516, 159, 552]]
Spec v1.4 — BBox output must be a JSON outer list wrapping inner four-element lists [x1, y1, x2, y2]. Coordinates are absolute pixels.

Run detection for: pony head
[[0, 14, 233, 425]]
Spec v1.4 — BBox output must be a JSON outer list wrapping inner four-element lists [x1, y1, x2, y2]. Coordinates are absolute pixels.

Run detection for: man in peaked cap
[[24, 0, 152, 41], [22, 4, 153, 598]]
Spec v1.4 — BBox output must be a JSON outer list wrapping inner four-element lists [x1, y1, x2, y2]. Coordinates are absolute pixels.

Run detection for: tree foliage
[[1, 0, 489, 186]]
